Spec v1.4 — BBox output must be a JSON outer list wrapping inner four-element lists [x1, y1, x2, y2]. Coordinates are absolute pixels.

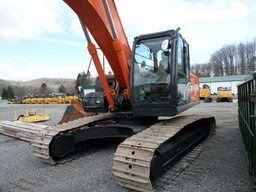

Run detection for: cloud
[[117, 0, 248, 31], [68, 16, 84, 37], [183, 0, 225, 6], [0, 0, 249, 40], [35, 36, 84, 47], [0, 0, 73, 39], [181, 0, 248, 22], [251, 3, 256, 11]]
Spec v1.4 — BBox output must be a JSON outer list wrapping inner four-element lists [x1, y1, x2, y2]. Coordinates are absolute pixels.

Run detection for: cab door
[[176, 36, 190, 105]]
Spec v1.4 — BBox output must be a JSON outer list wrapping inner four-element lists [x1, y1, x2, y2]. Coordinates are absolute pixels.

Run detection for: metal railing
[[238, 73, 256, 179]]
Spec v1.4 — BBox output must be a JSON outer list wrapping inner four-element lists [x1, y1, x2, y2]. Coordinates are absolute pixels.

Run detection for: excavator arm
[[64, 0, 132, 111]]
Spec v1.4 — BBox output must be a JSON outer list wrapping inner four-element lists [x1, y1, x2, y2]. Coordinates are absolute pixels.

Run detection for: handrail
[[237, 73, 256, 180]]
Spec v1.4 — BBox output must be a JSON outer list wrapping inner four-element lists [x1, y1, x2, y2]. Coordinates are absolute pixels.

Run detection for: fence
[[238, 73, 256, 180]]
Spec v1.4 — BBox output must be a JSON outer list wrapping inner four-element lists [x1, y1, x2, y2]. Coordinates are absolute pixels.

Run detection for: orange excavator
[[31, 1, 215, 191]]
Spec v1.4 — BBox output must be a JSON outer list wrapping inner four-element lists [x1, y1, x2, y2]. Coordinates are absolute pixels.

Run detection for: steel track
[[31, 113, 114, 164], [112, 115, 215, 192]]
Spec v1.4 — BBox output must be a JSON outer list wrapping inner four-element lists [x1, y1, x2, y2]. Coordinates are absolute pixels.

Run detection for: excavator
[[30, 0, 215, 191], [200, 84, 212, 102]]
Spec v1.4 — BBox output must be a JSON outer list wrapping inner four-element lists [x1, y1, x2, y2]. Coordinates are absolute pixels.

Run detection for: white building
[[199, 75, 250, 95]]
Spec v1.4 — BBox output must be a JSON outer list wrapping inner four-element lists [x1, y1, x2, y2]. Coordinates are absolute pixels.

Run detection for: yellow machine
[[21, 96, 81, 104], [217, 87, 233, 102], [200, 84, 212, 102], [14, 108, 50, 123], [22, 98, 32, 104]]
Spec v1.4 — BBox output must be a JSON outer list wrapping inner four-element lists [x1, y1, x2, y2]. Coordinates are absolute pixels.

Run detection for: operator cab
[[132, 29, 198, 116]]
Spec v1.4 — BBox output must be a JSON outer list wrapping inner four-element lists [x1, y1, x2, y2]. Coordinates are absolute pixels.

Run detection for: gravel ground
[[161, 102, 253, 192], [0, 101, 254, 192]]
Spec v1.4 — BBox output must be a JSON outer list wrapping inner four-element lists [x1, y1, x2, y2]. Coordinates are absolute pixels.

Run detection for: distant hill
[[0, 78, 76, 97], [17, 78, 76, 90]]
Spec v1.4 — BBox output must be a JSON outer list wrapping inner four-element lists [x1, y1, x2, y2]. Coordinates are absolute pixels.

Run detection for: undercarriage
[[31, 113, 156, 163], [31, 113, 215, 191]]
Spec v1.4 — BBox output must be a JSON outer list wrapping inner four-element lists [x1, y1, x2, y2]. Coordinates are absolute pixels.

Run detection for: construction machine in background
[[21, 96, 81, 104], [199, 84, 212, 102], [30, 0, 215, 191], [14, 108, 50, 123], [217, 87, 233, 102]]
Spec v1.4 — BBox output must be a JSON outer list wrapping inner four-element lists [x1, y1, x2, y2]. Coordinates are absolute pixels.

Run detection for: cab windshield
[[133, 36, 172, 104]]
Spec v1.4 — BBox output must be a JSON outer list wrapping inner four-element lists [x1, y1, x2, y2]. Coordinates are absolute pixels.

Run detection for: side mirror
[[161, 40, 169, 51]]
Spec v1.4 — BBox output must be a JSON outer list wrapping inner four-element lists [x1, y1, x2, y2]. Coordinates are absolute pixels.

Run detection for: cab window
[[177, 37, 187, 79]]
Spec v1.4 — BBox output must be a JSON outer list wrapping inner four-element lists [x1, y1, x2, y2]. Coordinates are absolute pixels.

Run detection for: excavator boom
[[64, 0, 131, 79], [65, 0, 131, 111]]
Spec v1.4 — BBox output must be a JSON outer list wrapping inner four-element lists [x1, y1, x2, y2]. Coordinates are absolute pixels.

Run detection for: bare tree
[[245, 41, 256, 73], [237, 43, 246, 74], [210, 50, 224, 76], [193, 38, 256, 77], [190, 64, 201, 76]]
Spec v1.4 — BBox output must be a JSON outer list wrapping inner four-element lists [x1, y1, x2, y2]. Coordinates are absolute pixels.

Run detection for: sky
[[0, 0, 256, 81]]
